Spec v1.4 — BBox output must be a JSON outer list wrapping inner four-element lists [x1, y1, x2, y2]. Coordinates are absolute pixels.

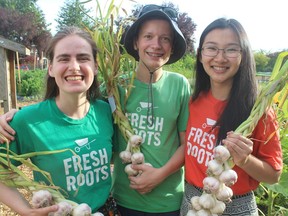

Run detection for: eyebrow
[[204, 42, 240, 46], [55, 53, 92, 59]]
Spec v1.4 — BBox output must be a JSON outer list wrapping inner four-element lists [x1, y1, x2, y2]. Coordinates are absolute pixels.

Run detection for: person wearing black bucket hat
[[112, 4, 191, 216], [123, 4, 187, 65]]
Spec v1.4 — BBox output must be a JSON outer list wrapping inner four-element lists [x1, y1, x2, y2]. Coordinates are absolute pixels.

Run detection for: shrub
[[16, 69, 46, 98]]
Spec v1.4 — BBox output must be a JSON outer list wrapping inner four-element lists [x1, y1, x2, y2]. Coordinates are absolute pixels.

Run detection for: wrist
[[237, 155, 250, 167]]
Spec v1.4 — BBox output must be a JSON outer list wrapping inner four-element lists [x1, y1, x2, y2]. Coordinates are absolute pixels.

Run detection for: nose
[[69, 58, 80, 71], [214, 49, 227, 60], [151, 37, 161, 48]]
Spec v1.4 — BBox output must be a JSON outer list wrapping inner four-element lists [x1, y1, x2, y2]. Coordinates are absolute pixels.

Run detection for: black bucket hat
[[123, 4, 187, 65]]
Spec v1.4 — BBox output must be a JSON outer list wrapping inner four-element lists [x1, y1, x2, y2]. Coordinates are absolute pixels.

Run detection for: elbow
[[266, 170, 282, 184]]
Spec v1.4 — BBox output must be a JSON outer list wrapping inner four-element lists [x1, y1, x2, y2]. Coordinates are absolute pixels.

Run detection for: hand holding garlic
[[187, 145, 238, 216], [32, 190, 104, 216], [222, 131, 253, 167]]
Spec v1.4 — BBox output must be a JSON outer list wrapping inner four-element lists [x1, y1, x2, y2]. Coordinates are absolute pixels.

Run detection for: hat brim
[[123, 10, 186, 65]]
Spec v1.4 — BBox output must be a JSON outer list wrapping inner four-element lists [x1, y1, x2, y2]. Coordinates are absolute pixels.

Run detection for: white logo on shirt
[[74, 138, 96, 152], [136, 102, 158, 112], [202, 118, 216, 129]]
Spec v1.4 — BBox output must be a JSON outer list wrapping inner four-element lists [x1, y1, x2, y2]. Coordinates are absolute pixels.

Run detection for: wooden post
[[8, 50, 17, 109], [16, 51, 21, 83]]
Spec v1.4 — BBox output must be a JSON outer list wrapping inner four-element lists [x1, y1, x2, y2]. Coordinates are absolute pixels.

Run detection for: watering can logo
[[74, 138, 96, 153]]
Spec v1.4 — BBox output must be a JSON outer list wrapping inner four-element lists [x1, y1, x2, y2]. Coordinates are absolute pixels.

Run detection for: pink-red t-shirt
[[185, 90, 283, 195]]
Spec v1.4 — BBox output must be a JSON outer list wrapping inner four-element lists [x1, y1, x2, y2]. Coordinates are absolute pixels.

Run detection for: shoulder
[[15, 101, 47, 118], [10, 100, 49, 127], [163, 71, 190, 86], [91, 99, 111, 114], [164, 70, 188, 80]]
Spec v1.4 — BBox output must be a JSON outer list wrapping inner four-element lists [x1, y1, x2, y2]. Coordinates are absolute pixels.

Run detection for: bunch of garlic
[[187, 145, 238, 216], [119, 134, 152, 176], [31, 190, 104, 216]]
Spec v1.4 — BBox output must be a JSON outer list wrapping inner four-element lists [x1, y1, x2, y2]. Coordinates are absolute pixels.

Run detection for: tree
[[55, 0, 94, 31], [0, 0, 52, 57], [254, 51, 270, 72]]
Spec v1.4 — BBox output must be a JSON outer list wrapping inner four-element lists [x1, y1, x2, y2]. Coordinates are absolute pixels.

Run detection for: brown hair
[[44, 26, 100, 101]]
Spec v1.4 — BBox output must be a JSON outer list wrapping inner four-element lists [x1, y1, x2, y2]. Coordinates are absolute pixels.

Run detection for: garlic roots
[[186, 145, 238, 216]]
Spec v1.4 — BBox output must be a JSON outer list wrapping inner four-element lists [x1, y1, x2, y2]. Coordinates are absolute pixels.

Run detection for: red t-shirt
[[185, 90, 283, 195]]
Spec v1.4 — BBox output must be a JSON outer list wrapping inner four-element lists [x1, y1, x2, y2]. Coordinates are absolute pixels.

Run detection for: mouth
[[65, 75, 84, 81], [146, 51, 163, 58], [212, 66, 229, 72]]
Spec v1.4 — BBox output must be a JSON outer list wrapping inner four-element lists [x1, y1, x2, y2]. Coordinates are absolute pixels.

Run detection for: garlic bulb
[[119, 150, 132, 163], [131, 152, 145, 164], [210, 200, 226, 214], [198, 193, 216, 209], [92, 213, 104, 216], [219, 169, 238, 186], [129, 134, 143, 147], [196, 209, 212, 216], [203, 176, 220, 194], [215, 184, 233, 202], [124, 164, 139, 176], [72, 203, 91, 216], [207, 159, 224, 176], [31, 190, 53, 208], [186, 209, 197, 216], [190, 196, 202, 211], [186, 145, 238, 216], [48, 201, 73, 216], [213, 145, 230, 162]]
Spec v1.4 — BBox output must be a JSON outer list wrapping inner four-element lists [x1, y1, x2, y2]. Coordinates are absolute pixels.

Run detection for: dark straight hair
[[193, 18, 257, 144]]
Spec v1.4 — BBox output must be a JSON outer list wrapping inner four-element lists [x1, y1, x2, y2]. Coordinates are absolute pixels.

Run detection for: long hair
[[193, 18, 257, 144], [44, 26, 100, 101]]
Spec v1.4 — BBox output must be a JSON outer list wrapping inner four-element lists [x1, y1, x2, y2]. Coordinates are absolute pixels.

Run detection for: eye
[[206, 46, 218, 51], [77, 54, 92, 62], [161, 36, 171, 43], [58, 57, 69, 62], [144, 34, 152, 39], [225, 47, 241, 53]]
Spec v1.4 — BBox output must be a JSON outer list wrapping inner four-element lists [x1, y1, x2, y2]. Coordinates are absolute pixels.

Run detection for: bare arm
[[0, 182, 58, 216], [0, 109, 18, 143], [223, 131, 281, 184], [129, 131, 186, 194]]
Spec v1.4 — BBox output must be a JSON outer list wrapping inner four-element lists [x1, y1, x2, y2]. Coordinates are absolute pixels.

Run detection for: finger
[[131, 164, 145, 171], [0, 130, 15, 142]]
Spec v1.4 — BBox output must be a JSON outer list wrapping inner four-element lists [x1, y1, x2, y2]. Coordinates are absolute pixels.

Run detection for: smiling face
[[48, 34, 97, 98], [134, 19, 173, 71], [200, 28, 242, 89]]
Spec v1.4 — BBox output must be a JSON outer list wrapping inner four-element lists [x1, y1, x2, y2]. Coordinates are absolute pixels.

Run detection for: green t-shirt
[[112, 71, 191, 212], [7, 99, 113, 213]]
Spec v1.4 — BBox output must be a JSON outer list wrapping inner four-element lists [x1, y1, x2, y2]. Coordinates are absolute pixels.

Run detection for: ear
[[48, 64, 54, 77], [133, 39, 138, 50]]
